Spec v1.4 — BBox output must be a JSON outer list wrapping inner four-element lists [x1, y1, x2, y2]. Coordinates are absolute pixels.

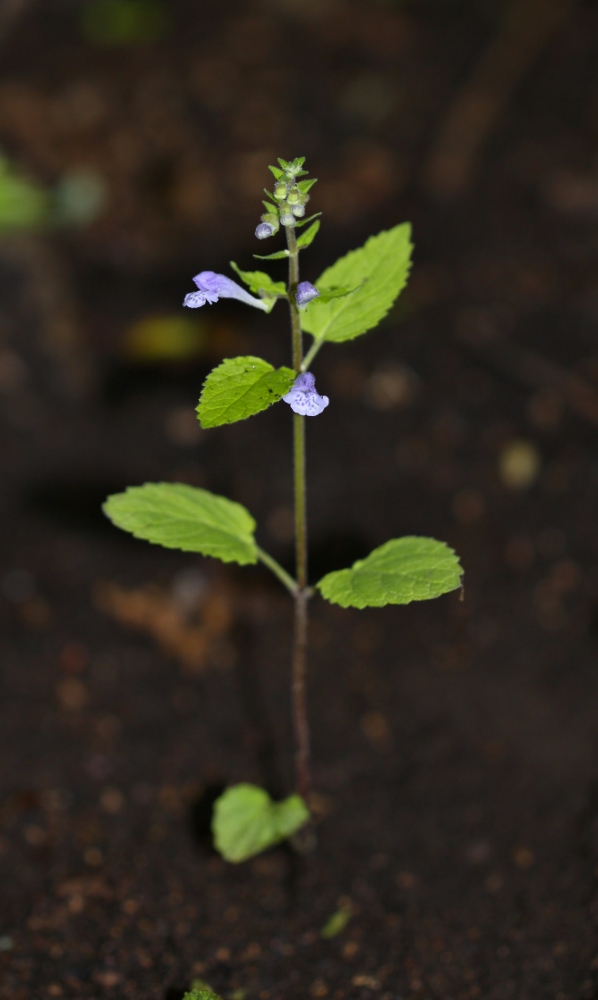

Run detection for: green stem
[[256, 546, 297, 596], [286, 224, 311, 803]]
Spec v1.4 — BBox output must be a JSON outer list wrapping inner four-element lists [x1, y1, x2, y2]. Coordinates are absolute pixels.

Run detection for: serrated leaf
[[298, 178, 317, 194], [253, 249, 290, 260], [294, 211, 322, 228], [103, 483, 258, 565], [197, 356, 296, 429], [296, 220, 320, 249], [230, 261, 286, 299], [302, 223, 413, 344], [268, 165, 284, 179], [213, 784, 310, 863], [317, 536, 462, 609]]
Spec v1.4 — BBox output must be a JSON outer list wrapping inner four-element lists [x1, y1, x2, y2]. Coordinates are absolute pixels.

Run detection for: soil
[[2, 1, 598, 998]]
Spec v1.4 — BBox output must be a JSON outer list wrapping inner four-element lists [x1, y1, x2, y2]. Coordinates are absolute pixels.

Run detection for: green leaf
[[317, 536, 462, 609], [277, 157, 290, 169], [268, 165, 284, 179], [295, 211, 322, 228], [292, 156, 306, 168], [103, 483, 257, 565], [302, 223, 413, 345], [253, 249, 290, 260], [213, 784, 310, 863], [296, 219, 320, 249], [297, 178, 317, 194], [262, 199, 278, 213], [229, 261, 286, 305], [197, 356, 296, 429]]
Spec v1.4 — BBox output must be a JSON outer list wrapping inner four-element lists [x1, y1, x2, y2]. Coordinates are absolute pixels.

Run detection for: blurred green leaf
[[53, 169, 108, 227], [183, 991, 222, 1000], [123, 315, 205, 362], [0, 155, 49, 232], [80, 0, 170, 45], [213, 784, 310, 863], [321, 905, 352, 939]]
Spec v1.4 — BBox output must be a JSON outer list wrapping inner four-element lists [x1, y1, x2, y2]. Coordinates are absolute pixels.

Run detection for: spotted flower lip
[[296, 281, 320, 307], [282, 371, 329, 416], [183, 271, 269, 311]]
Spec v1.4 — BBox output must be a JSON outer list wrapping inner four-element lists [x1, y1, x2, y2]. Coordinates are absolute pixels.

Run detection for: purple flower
[[282, 372, 329, 416], [296, 281, 320, 307], [255, 222, 275, 240], [183, 271, 268, 311]]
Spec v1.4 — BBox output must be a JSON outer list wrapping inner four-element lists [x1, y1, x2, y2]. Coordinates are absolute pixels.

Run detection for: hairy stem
[[286, 224, 311, 802]]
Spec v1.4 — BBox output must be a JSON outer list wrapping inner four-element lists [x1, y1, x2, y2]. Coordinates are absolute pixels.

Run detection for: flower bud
[[279, 203, 296, 227], [296, 281, 320, 307], [255, 213, 279, 239], [286, 188, 301, 205], [273, 182, 288, 201], [255, 222, 274, 239], [292, 203, 305, 217]]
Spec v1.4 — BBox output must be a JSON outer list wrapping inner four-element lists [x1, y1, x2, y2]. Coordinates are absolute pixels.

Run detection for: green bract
[[229, 261, 287, 303], [302, 223, 413, 345], [317, 536, 462, 609], [103, 483, 258, 565], [296, 219, 320, 249], [253, 248, 290, 261], [197, 356, 296, 429], [213, 784, 310, 863]]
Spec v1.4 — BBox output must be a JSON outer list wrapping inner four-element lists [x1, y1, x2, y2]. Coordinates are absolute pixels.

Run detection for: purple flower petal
[[255, 222, 275, 239], [183, 270, 269, 311], [282, 371, 329, 416], [296, 281, 320, 307]]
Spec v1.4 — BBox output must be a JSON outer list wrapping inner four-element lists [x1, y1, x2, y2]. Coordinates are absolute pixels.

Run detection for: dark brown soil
[[2, 1, 598, 998]]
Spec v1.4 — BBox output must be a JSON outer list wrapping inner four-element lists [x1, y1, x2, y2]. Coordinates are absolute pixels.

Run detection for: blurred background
[[2, 0, 598, 997]]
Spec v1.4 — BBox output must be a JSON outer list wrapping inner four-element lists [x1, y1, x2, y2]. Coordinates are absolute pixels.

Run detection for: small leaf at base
[[317, 536, 462, 608], [213, 784, 310, 863]]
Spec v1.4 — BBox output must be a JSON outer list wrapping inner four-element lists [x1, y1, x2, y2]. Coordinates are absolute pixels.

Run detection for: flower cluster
[[255, 157, 316, 239]]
